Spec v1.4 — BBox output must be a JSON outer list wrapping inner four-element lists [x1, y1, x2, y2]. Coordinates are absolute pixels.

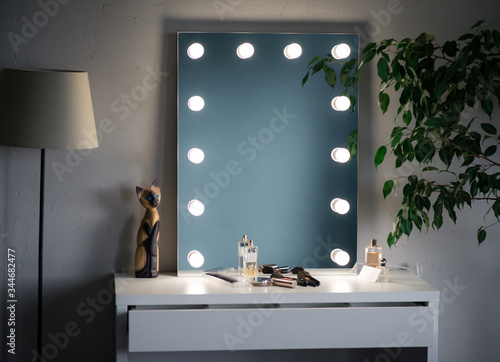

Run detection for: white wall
[[0, 0, 498, 361]]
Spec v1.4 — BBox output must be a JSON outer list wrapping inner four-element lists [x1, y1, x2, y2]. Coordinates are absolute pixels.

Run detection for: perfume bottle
[[378, 258, 389, 282], [365, 238, 382, 267], [243, 239, 258, 281], [238, 235, 249, 275]]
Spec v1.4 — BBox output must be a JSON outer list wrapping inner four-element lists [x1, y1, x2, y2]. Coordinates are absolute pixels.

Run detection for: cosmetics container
[[365, 238, 382, 268], [377, 258, 389, 283], [238, 235, 249, 275], [243, 239, 258, 281]]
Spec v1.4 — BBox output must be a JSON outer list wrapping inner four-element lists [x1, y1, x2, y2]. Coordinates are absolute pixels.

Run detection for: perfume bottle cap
[[379, 258, 387, 266], [242, 235, 248, 241], [370, 238, 377, 247], [249, 239, 253, 246]]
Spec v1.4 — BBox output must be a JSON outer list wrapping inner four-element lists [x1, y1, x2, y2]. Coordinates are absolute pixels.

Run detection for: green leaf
[[424, 117, 446, 127], [484, 145, 497, 157], [477, 228, 487, 245], [383, 180, 395, 198], [323, 65, 337, 89], [374, 146, 387, 169], [416, 32, 435, 44], [301, 72, 309, 87], [481, 123, 497, 135], [481, 96, 494, 118], [391, 60, 402, 83], [422, 166, 439, 172], [307, 55, 321, 67], [471, 20, 485, 29], [377, 57, 390, 82], [362, 42, 377, 55], [470, 180, 478, 198], [443, 41, 458, 57], [402, 110, 412, 125], [379, 92, 390, 114], [387, 233, 395, 247]]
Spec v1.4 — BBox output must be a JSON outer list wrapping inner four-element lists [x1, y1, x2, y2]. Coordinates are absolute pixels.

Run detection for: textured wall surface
[[0, 0, 498, 361]]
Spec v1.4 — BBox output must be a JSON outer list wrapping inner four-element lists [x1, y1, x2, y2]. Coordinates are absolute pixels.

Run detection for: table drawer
[[128, 303, 435, 352]]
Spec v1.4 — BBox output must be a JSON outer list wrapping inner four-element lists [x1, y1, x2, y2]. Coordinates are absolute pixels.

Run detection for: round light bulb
[[188, 199, 205, 216], [187, 250, 205, 268], [188, 96, 205, 111], [331, 147, 350, 163], [187, 43, 204, 59], [332, 43, 351, 59], [187, 148, 205, 164], [331, 198, 350, 215], [331, 248, 350, 266], [331, 96, 350, 111], [284, 43, 302, 59], [237, 43, 254, 59]]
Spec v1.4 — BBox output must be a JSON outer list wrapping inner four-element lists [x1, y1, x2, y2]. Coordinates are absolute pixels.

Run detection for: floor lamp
[[0, 68, 98, 358]]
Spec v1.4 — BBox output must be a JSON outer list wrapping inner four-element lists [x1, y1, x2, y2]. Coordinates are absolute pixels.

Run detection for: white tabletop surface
[[115, 270, 439, 306]]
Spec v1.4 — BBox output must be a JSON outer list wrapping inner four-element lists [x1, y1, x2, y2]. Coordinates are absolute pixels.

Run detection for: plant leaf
[[323, 65, 337, 89], [481, 95, 493, 118], [377, 57, 390, 82], [484, 145, 497, 157], [379, 92, 390, 114], [481, 123, 497, 135], [477, 227, 487, 245], [374, 146, 387, 169], [383, 180, 395, 198]]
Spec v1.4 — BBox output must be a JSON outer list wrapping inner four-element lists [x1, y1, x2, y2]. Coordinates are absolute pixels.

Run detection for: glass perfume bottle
[[378, 258, 389, 282], [365, 238, 382, 267], [238, 235, 248, 275], [243, 239, 258, 281]]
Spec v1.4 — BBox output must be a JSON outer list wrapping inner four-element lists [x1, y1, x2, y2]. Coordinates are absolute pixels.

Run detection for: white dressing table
[[114, 270, 439, 361]]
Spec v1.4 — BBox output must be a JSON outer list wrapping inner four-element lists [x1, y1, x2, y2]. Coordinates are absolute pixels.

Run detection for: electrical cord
[[353, 262, 424, 278]]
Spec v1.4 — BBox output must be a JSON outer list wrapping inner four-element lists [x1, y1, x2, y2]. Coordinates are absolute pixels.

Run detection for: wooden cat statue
[[135, 179, 161, 278]]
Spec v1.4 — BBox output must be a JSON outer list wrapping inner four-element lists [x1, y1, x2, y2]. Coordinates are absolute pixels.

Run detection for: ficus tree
[[303, 21, 500, 246]]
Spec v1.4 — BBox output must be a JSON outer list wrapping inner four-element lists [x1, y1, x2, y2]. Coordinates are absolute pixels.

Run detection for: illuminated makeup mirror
[[178, 33, 358, 272]]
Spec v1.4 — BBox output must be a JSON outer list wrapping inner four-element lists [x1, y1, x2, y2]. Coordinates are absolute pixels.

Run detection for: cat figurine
[[135, 179, 161, 278]]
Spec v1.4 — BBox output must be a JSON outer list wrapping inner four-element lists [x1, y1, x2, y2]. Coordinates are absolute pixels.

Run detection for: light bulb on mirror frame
[[187, 250, 205, 268], [331, 43, 351, 59], [187, 96, 205, 111], [237, 43, 255, 59], [330, 248, 350, 266], [187, 43, 204, 59], [188, 199, 205, 216], [331, 96, 351, 111], [330, 198, 350, 215], [331, 147, 350, 163], [284, 43, 302, 59], [187, 148, 205, 164]]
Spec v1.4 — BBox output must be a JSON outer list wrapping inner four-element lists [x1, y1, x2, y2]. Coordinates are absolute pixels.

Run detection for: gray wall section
[[0, 0, 498, 361]]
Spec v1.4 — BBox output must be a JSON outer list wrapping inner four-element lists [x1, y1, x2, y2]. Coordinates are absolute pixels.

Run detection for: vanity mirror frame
[[177, 32, 358, 273]]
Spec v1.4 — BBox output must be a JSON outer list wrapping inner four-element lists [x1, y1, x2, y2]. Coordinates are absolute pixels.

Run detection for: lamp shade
[[0, 68, 98, 150]]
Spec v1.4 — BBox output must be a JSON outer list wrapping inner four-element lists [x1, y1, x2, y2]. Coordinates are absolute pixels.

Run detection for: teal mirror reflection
[[178, 32, 358, 272]]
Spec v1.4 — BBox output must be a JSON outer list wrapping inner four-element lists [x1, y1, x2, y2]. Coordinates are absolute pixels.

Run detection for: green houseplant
[[303, 21, 500, 246]]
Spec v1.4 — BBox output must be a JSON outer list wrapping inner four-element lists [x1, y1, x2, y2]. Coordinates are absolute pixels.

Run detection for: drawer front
[[128, 305, 436, 352]]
